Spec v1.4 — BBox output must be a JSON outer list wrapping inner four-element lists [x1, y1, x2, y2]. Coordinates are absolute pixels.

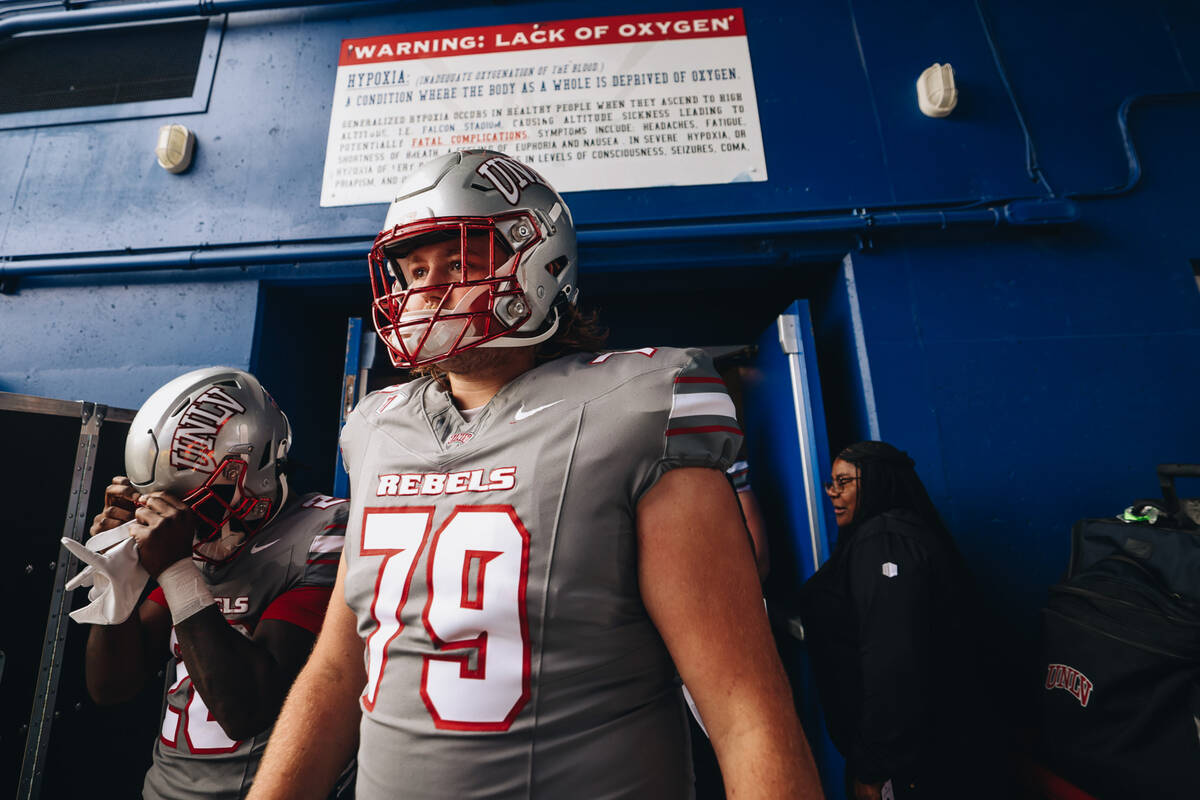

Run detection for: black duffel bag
[[1038, 496, 1200, 799]]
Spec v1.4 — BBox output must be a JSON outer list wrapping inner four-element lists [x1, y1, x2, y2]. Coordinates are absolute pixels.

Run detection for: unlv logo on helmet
[[169, 387, 247, 473], [476, 156, 547, 205]]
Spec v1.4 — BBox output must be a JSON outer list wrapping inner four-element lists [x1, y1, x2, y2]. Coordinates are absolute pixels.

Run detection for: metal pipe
[[0, 202, 1072, 280], [1, 241, 372, 276], [1069, 91, 1200, 199], [579, 207, 1004, 245], [0, 0, 350, 38]]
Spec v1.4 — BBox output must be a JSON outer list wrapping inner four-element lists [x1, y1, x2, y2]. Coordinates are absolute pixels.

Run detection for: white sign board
[[321, 8, 767, 206]]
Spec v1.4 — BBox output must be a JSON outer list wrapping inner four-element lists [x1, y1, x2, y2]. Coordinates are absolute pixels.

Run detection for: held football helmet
[[368, 149, 579, 367], [124, 367, 292, 563]]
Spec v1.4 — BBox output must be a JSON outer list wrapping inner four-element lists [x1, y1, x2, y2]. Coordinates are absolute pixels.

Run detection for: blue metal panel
[[812, 255, 880, 450], [843, 0, 1036, 204], [840, 101, 1200, 663], [979, 0, 1196, 194], [0, 0, 1113, 262], [0, 276, 259, 407], [331, 315, 362, 497], [743, 302, 842, 798]]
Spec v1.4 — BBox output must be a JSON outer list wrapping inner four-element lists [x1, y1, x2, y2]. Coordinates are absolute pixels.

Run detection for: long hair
[[836, 441, 954, 545], [531, 300, 609, 364], [411, 300, 608, 381]]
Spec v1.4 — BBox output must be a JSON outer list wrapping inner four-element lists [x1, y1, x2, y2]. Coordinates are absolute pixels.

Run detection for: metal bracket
[[777, 314, 801, 355], [18, 402, 107, 800]]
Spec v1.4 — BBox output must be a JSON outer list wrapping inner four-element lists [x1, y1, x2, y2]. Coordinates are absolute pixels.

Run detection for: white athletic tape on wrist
[[157, 558, 215, 624]]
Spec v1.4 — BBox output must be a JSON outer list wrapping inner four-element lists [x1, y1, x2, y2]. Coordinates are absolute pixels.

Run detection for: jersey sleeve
[[340, 381, 420, 475], [726, 459, 752, 492], [294, 495, 349, 589], [634, 349, 743, 501], [259, 585, 334, 634]]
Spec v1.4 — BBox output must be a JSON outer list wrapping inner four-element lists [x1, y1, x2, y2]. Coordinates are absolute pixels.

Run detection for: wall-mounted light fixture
[[155, 124, 196, 173], [917, 63, 957, 118]]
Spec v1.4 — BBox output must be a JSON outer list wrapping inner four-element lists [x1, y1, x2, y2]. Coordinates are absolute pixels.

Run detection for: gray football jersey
[[339, 347, 742, 799], [142, 492, 348, 800]]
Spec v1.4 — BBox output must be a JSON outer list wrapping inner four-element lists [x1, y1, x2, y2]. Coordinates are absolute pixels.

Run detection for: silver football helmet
[[368, 149, 579, 367], [124, 367, 292, 563]]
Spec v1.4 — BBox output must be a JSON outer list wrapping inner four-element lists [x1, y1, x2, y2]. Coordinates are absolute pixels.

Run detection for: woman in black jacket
[[798, 442, 989, 800]]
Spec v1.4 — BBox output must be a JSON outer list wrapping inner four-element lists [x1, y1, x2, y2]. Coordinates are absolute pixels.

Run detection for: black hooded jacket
[[797, 507, 980, 789]]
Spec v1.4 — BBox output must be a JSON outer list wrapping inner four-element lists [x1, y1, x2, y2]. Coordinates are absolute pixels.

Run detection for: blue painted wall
[[3, 0, 1199, 778], [0, 273, 261, 405]]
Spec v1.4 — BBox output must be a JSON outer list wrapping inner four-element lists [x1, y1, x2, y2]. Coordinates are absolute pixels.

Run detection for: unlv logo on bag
[[169, 387, 246, 473], [1045, 663, 1094, 707]]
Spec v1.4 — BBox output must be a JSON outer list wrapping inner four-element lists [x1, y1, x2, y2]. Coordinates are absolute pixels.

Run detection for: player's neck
[[443, 347, 536, 410]]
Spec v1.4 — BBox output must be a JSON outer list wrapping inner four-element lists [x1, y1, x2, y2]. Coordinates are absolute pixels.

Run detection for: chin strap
[[275, 472, 290, 519], [480, 304, 561, 348]]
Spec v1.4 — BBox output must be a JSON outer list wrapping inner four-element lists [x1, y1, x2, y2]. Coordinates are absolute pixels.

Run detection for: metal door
[[741, 300, 845, 799]]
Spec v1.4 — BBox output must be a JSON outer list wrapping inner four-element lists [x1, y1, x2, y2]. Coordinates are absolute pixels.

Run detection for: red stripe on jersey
[[260, 586, 334, 634], [323, 524, 347, 531], [665, 424, 743, 437], [673, 376, 725, 385], [148, 586, 167, 607]]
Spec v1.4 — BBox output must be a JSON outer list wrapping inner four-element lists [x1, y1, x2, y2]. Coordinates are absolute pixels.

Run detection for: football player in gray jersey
[[252, 150, 824, 799], [77, 368, 348, 799]]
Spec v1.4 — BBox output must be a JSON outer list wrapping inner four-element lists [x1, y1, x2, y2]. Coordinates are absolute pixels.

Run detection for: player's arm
[[173, 605, 321, 740], [248, 555, 365, 800], [85, 597, 172, 703], [737, 486, 770, 583], [130, 491, 323, 740], [83, 477, 172, 704], [637, 467, 824, 799], [727, 461, 769, 582]]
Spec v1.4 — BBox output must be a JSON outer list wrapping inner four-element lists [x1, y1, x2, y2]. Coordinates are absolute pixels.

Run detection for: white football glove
[[61, 522, 149, 625]]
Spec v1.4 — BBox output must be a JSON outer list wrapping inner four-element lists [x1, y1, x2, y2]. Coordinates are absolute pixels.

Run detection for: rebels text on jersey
[[141, 493, 348, 800], [339, 347, 742, 800]]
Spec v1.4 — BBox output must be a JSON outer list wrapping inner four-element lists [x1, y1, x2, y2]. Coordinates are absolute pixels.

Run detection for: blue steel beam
[[0, 200, 1077, 280]]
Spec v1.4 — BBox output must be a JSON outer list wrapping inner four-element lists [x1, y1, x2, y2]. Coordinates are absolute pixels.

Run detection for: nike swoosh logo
[[512, 400, 562, 422], [250, 539, 281, 554]]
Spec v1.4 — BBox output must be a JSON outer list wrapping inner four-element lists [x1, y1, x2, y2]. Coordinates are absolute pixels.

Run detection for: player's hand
[[88, 476, 142, 537], [129, 492, 196, 578]]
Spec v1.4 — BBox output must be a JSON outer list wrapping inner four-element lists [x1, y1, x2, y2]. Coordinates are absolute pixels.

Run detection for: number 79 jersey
[[339, 347, 742, 800]]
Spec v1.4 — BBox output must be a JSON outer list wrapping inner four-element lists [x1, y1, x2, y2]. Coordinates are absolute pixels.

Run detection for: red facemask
[[183, 457, 273, 563], [368, 216, 535, 367]]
